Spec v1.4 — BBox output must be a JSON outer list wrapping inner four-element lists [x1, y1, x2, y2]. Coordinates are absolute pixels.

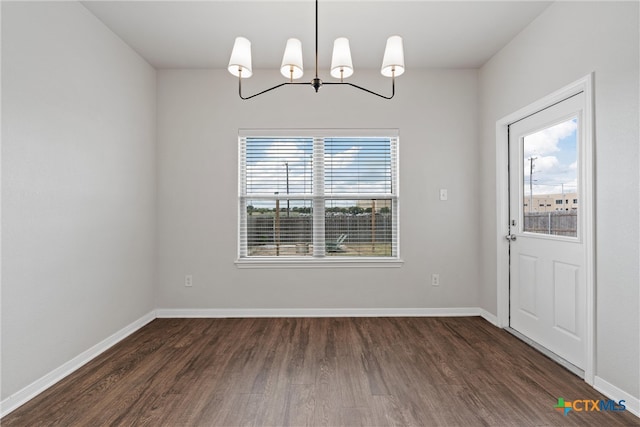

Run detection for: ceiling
[[82, 1, 552, 71]]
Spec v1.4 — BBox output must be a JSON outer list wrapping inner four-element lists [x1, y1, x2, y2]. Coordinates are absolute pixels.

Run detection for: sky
[[522, 117, 578, 196], [244, 128, 576, 209], [244, 137, 393, 209]]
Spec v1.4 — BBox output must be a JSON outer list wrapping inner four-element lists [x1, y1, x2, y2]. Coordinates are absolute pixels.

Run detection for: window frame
[[236, 129, 403, 268]]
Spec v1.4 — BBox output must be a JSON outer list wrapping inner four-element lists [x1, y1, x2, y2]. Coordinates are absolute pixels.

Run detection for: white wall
[[478, 1, 639, 399], [156, 69, 481, 311], [1, 2, 156, 399]]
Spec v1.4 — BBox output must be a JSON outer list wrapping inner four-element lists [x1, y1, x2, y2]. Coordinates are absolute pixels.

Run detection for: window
[[238, 130, 399, 262], [521, 117, 578, 237]]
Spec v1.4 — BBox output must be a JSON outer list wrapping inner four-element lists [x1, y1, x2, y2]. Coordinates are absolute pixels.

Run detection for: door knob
[[505, 234, 517, 241]]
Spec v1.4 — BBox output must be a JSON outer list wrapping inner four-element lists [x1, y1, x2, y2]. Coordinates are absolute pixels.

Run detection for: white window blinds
[[244, 138, 313, 196], [325, 137, 394, 195], [239, 132, 399, 260]]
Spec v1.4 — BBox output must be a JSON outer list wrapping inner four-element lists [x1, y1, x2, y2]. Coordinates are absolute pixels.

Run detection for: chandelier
[[227, 0, 405, 100]]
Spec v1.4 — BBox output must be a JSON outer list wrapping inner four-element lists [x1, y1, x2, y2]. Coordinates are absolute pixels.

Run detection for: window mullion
[[390, 136, 398, 196], [238, 137, 248, 257], [391, 137, 399, 257], [239, 197, 248, 257], [313, 136, 325, 257]]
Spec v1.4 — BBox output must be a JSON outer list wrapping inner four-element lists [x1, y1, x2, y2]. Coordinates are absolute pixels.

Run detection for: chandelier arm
[[323, 76, 396, 100], [239, 78, 312, 100]]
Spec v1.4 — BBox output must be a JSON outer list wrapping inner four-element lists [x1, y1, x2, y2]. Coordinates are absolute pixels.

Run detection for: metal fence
[[248, 212, 576, 243], [524, 211, 577, 237], [246, 214, 392, 245]]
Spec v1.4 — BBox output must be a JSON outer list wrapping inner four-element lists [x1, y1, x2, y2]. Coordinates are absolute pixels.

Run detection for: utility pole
[[529, 157, 537, 213], [285, 162, 290, 217], [371, 199, 376, 252]]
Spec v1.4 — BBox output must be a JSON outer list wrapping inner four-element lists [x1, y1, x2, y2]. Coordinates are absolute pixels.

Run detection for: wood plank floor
[[3, 317, 638, 426]]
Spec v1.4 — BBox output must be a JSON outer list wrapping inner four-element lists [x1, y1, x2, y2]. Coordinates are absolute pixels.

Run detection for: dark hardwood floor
[[3, 317, 638, 426]]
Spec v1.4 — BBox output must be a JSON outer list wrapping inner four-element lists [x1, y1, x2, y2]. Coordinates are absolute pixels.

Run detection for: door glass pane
[[522, 117, 578, 237]]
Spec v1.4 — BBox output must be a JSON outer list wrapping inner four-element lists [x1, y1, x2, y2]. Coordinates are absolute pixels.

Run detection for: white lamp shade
[[330, 37, 354, 79], [380, 35, 405, 77], [280, 38, 304, 79], [228, 37, 252, 78]]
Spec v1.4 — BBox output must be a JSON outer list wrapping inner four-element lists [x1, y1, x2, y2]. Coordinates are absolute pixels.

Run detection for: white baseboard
[[479, 309, 499, 326], [0, 310, 156, 418], [155, 307, 484, 318], [594, 376, 640, 418]]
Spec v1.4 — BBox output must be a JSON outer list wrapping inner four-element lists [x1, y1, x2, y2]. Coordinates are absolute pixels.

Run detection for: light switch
[[439, 189, 448, 201]]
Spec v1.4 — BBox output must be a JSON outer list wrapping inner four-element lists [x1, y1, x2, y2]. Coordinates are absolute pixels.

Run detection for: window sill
[[235, 257, 404, 269]]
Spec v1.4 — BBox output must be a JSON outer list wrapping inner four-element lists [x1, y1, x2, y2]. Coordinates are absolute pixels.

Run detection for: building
[[524, 192, 578, 212]]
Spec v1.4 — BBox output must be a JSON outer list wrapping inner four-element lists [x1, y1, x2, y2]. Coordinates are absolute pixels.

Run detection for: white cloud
[[246, 140, 313, 194], [523, 119, 577, 158], [260, 142, 310, 164], [524, 155, 559, 176], [246, 141, 390, 195], [524, 159, 578, 196], [326, 146, 360, 168], [325, 179, 390, 194]]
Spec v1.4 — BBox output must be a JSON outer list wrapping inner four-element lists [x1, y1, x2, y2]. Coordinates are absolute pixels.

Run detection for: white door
[[508, 93, 587, 369]]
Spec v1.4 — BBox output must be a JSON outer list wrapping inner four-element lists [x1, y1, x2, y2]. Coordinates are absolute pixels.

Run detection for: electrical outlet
[[431, 273, 440, 286], [185, 275, 193, 287], [439, 189, 448, 201]]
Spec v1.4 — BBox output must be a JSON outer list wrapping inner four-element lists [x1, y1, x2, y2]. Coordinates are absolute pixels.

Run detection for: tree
[[348, 206, 364, 216]]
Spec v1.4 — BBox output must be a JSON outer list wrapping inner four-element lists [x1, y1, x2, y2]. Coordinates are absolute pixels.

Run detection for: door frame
[[495, 74, 595, 384]]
